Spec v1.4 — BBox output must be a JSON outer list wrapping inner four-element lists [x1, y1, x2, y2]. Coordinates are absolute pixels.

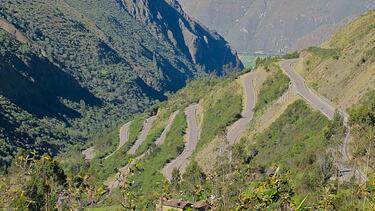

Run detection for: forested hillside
[[0, 0, 241, 169], [0, 4, 374, 211]]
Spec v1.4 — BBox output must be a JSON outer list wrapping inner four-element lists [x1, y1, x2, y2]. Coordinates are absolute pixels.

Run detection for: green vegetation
[[0, 153, 106, 210], [255, 67, 290, 113], [134, 111, 169, 156], [247, 100, 332, 199], [128, 111, 187, 208], [162, 100, 335, 209], [306, 47, 340, 59], [0, 0, 207, 169], [330, 10, 375, 50], [198, 80, 242, 150], [349, 90, 375, 169], [280, 51, 300, 59], [128, 115, 146, 146]]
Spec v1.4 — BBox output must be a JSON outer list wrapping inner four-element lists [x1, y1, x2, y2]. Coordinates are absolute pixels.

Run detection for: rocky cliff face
[[119, 0, 243, 73], [179, 0, 375, 54]]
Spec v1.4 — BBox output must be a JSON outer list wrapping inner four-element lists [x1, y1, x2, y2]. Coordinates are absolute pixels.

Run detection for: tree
[[237, 170, 295, 210]]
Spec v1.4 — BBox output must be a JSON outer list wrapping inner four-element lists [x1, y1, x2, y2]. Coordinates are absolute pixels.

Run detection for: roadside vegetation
[[162, 100, 345, 209], [197, 80, 243, 151], [127, 111, 187, 208], [349, 90, 375, 171], [254, 66, 290, 113]]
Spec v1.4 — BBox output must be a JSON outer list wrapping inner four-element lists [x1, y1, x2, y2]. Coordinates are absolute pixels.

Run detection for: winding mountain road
[[155, 111, 179, 146], [226, 72, 256, 146], [105, 111, 180, 189], [162, 104, 199, 181], [280, 59, 335, 120], [127, 115, 158, 155], [104, 122, 131, 159], [280, 59, 367, 182]]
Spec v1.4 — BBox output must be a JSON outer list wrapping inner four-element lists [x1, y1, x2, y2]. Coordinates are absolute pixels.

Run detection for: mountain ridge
[[178, 0, 375, 54], [0, 0, 241, 168]]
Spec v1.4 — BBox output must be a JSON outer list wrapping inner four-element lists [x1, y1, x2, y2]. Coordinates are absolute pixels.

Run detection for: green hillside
[[0, 0, 242, 169], [0, 5, 374, 211]]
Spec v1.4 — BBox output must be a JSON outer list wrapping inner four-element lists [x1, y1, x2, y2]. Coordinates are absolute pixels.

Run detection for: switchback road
[[226, 72, 256, 146], [128, 115, 157, 155], [105, 122, 131, 159], [280, 59, 367, 182], [162, 104, 199, 181]]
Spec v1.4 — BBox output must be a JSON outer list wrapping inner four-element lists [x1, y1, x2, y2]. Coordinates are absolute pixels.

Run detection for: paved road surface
[[226, 72, 256, 146], [280, 59, 335, 120], [162, 104, 199, 181], [127, 115, 157, 155], [155, 111, 179, 146], [104, 122, 131, 159], [280, 59, 367, 182]]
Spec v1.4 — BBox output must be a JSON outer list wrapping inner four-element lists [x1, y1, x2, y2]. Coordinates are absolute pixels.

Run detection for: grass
[[244, 100, 332, 203], [295, 10, 375, 109], [134, 110, 169, 156], [255, 66, 290, 113], [306, 47, 340, 59], [198, 80, 242, 151], [165, 76, 225, 110], [329, 10, 375, 50], [348, 90, 375, 169], [86, 115, 146, 181], [129, 111, 187, 208], [128, 115, 146, 144], [85, 205, 123, 211], [92, 129, 119, 159]]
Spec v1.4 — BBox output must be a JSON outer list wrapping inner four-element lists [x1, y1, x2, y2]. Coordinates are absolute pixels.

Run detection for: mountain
[[56, 9, 373, 209], [121, 0, 242, 73], [1, 3, 374, 211], [0, 0, 241, 169], [178, 0, 375, 54]]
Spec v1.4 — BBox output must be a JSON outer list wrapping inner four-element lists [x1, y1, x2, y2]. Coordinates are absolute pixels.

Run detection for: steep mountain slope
[[1, 6, 374, 211], [121, 0, 243, 73], [81, 11, 373, 209], [0, 0, 241, 169], [295, 10, 375, 110], [178, 0, 375, 54], [294, 10, 375, 180]]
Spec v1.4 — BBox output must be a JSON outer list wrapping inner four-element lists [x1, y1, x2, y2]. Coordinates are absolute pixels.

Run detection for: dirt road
[[105, 111, 179, 189], [127, 115, 157, 155], [104, 122, 131, 159], [162, 104, 199, 181], [155, 111, 179, 146], [82, 146, 95, 160], [226, 72, 256, 146]]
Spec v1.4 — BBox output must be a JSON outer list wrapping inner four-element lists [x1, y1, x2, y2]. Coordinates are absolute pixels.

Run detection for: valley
[[0, 1, 374, 210]]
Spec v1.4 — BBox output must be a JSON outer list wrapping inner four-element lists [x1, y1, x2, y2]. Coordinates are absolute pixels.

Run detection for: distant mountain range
[[179, 0, 375, 54], [0, 0, 241, 168]]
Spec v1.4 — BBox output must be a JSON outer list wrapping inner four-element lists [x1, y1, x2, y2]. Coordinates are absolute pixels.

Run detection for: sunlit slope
[[295, 10, 375, 109]]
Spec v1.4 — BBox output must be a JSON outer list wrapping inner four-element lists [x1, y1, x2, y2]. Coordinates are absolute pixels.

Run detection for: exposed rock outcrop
[[119, 0, 243, 73]]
